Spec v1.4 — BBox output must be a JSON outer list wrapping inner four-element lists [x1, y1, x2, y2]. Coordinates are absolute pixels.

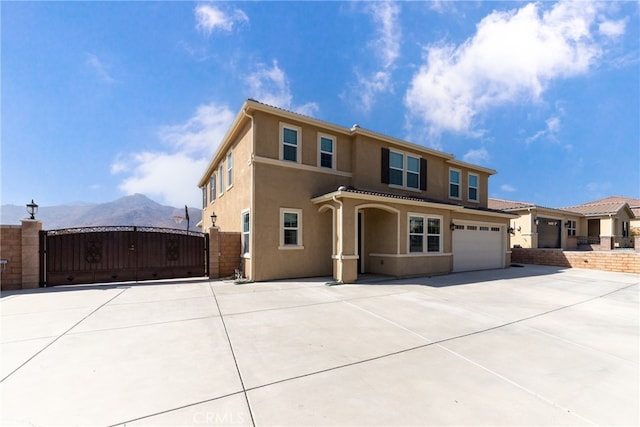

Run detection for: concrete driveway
[[1, 265, 638, 426]]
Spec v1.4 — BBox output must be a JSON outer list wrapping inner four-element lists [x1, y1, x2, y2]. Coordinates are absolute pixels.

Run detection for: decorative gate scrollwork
[[166, 239, 180, 262], [85, 240, 103, 264]]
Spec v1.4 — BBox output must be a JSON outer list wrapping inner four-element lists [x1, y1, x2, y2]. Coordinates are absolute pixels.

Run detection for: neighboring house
[[198, 99, 514, 283], [488, 198, 584, 250], [489, 196, 637, 251], [561, 197, 636, 250]]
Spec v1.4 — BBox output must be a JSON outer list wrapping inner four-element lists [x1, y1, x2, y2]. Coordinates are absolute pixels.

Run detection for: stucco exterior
[[199, 99, 513, 283]]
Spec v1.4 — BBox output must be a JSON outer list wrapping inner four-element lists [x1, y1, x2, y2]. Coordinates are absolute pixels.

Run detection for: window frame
[[389, 150, 404, 186], [318, 133, 336, 169], [280, 123, 302, 163], [226, 152, 233, 189], [449, 168, 461, 199], [406, 155, 421, 190], [279, 208, 304, 250], [218, 165, 224, 197], [241, 210, 250, 257], [201, 186, 207, 209], [567, 220, 577, 236], [408, 215, 425, 253], [382, 148, 426, 191], [468, 172, 479, 202], [407, 214, 442, 254], [209, 175, 216, 203]]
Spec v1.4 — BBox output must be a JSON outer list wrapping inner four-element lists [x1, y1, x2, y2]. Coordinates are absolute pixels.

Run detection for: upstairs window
[[201, 187, 207, 209], [218, 164, 224, 196], [209, 175, 216, 203], [406, 156, 420, 189], [319, 134, 335, 169], [449, 169, 461, 199], [381, 148, 427, 190], [389, 151, 404, 186], [281, 123, 301, 163], [226, 153, 233, 188], [468, 173, 479, 202]]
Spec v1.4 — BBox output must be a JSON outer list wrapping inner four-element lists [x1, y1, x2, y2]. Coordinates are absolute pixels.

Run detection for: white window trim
[[408, 214, 425, 253], [388, 149, 423, 192], [279, 208, 304, 250], [226, 152, 233, 190], [317, 133, 336, 170], [449, 168, 461, 200], [389, 150, 404, 187], [567, 220, 577, 236], [218, 166, 224, 197], [280, 122, 302, 164], [468, 172, 479, 203], [241, 209, 250, 258], [209, 175, 216, 204], [407, 213, 443, 254]]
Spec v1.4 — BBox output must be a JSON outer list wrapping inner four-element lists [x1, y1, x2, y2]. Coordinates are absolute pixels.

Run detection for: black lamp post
[[211, 212, 217, 227], [26, 199, 39, 220]]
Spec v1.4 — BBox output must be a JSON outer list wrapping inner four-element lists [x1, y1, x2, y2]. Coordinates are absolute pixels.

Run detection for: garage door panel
[[453, 225, 504, 272]]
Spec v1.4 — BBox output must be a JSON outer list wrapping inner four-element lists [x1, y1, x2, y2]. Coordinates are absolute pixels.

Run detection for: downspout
[[333, 195, 343, 282], [242, 107, 255, 281]]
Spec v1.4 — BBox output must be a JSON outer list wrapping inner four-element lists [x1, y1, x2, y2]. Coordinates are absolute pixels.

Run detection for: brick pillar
[[600, 236, 612, 251], [208, 227, 220, 279], [21, 220, 42, 289]]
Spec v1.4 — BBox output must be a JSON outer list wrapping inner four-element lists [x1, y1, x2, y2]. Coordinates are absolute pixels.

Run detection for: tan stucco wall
[[200, 104, 510, 282]]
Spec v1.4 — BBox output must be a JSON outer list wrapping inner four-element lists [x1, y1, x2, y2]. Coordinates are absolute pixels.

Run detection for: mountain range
[[1, 194, 202, 231]]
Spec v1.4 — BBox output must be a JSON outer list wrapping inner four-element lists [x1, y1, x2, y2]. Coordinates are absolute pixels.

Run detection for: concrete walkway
[[1, 265, 638, 426]]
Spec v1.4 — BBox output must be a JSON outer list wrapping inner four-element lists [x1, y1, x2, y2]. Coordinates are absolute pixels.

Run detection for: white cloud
[[462, 147, 490, 164], [85, 53, 116, 83], [500, 184, 517, 192], [347, 1, 401, 112], [112, 102, 235, 206], [405, 1, 622, 136], [599, 18, 626, 37], [245, 60, 319, 116], [195, 4, 248, 36]]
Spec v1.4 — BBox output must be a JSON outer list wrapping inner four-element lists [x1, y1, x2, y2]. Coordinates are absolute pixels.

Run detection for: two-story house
[[198, 99, 514, 283]]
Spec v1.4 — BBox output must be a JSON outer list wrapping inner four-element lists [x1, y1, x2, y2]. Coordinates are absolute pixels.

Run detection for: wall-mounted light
[[507, 226, 515, 234], [26, 199, 38, 220], [564, 221, 571, 228], [450, 222, 457, 231], [211, 211, 218, 227]]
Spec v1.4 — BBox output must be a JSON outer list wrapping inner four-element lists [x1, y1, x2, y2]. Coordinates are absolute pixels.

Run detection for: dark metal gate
[[39, 226, 209, 286]]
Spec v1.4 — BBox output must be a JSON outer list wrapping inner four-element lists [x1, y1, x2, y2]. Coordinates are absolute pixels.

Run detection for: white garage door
[[453, 223, 504, 272]]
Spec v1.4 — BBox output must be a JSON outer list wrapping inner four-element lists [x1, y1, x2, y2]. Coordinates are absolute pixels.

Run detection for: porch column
[[21, 220, 42, 289], [335, 198, 358, 284]]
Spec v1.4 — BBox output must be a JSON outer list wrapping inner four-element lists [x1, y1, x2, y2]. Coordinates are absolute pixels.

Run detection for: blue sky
[[2, 1, 639, 209]]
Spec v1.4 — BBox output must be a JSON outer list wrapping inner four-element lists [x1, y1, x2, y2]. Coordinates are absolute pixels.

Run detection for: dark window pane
[[321, 137, 333, 153], [283, 213, 298, 228], [390, 169, 403, 185], [410, 235, 423, 252], [427, 218, 440, 234], [410, 217, 423, 233], [450, 184, 459, 198], [469, 187, 477, 200], [284, 229, 298, 245], [427, 236, 440, 252], [407, 172, 419, 188], [283, 145, 297, 162], [283, 128, 298, 145], [390, 152, 403, 169], [321, 152, 332, 168]]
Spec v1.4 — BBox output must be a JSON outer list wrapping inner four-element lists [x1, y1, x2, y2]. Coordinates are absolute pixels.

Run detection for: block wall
[[0, 226, 23, 290], [511, 248, 640, 274]]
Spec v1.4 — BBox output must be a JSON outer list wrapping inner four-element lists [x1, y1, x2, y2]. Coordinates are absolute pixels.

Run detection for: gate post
[[21, 219, 42, 289], [209, 227, 220, 279]]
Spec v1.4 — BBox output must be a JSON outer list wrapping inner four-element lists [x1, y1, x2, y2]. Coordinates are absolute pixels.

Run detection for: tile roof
[[561, 200, 630, 216], [322, 187, 515, 215], [487, 198, 535, 211]]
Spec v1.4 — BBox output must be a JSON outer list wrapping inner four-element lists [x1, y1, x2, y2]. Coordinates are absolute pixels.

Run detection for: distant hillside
[[1, 194, 202, 231]]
